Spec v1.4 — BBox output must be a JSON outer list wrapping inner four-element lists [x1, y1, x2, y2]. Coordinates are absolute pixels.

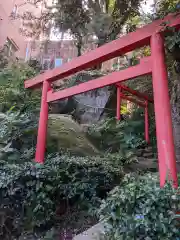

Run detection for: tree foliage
[[85, 0, 142, 46], [154, 0, 180, 18], [53, 0, 90, 56], [0, 62, 41, 113], [0, 153, 122, 238], [0, 49, 8, 70], [0, 111, 37, 164], [19, 0, 142, 56], [88, 108, 149, 153]]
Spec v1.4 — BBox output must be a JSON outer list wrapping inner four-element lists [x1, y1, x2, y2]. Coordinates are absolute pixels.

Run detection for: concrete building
[[0, 0, 91, 68], [27, 37, 98, 70], [0, 0, 124, 71], [0, 0, 34, 59], [0, 0, 49, 59]]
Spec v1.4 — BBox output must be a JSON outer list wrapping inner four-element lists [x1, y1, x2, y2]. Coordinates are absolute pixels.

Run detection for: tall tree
[[86, 0, 142, 46], [19, 0, 142, 56], [53, 0, 90, 56], [155, 0, 180, 166], [132, 0, 180, 166]]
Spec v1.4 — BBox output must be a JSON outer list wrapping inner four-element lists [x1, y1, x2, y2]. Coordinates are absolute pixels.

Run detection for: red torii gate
[[25, 14, 180, 188], [116, 79, 153, 144]]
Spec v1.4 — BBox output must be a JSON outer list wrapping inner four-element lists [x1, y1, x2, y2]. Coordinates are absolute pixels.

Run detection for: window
[[42, 58, 51, 70], [42, 57, 62, 70], [4, 38, 18, 57], [55, 58, 62, 68]]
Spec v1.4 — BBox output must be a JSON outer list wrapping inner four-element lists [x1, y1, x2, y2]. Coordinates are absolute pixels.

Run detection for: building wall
[[0, 0, 43, 59], [28, 40, 77, 67], [0, 0, 124, 70], [0, 0, 132, 71], [0, 1, 26, 58], [28, 38, 122, 72]]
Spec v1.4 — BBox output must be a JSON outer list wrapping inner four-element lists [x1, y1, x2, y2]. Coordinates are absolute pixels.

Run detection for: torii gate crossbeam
[[46, 58, 151, 102], [25, 14, 180, 89], [24, 14, 180, 188]]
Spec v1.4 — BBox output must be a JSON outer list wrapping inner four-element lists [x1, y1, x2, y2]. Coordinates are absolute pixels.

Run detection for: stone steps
[[73, 223, 104, 240], [124, 145, 157, 173]]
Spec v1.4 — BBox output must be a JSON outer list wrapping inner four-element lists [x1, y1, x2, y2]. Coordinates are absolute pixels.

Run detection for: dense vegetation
[[0, 62, 151, 239], [99, 174, 180, 240], [0, 0, 180, 239], [0, 59, 179, 239]]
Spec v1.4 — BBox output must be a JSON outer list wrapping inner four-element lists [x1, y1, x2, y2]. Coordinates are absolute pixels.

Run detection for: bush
[[99, 173, 180, 240], [0, 62, 41, 113], [0, 111, 38, 163], [0, 49, 8, 69], [0, 153, 123, 238], [88, 111, 146, 153]]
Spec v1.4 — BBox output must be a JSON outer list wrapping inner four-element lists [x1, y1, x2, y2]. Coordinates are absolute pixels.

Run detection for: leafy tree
[[154, 0, 180, 17], [86, 0, 142, 47], [18, 0, 89, 57], [19, 0, 142, 56], [53, 0, 90, 56], [0, 61, 41, 164], [0, 111, 37, 164]]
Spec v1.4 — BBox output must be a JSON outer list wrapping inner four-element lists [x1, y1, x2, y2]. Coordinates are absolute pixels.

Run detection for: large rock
[[48, 114, 99, 156], [51, 71, 116, 124], [73, 87, 111, 124]]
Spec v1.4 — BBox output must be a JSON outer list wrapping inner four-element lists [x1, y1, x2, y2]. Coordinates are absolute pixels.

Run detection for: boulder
[[51, 71, 116, 124], [48, 114, 99, 156]]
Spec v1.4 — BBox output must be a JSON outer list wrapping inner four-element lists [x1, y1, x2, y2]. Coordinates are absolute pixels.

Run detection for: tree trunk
[[171, 74, 180, 172], [93, 39, 106, 70], [77, 44, 81, 57], [75, 34, 82, 57]]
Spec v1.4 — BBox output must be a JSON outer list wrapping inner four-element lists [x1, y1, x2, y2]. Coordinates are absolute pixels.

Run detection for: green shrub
[[0, 153, 123, 238], [0, 111, 37, 163], [99, 173, 180, 240], [0, 62, 41, 113], [88, 112, 146, 153], [0, 49, 8, 69]]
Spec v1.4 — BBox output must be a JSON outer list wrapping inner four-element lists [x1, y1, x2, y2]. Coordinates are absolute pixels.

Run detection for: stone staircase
[[125, 145, 157, 173], [73, 223, 104, 240]]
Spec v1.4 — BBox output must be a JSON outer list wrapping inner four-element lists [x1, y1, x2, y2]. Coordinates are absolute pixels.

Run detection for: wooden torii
[[25, 14, 180, 188]]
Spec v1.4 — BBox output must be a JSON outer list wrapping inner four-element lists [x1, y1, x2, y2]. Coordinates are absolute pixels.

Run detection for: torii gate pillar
[[35, 80, 50, 163], [151, 33, 178, 188]]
